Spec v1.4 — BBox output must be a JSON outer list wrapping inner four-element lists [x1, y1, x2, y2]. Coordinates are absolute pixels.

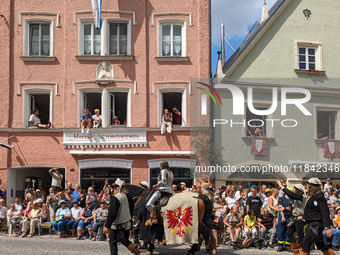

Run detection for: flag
[[91, 0, 102, 29]]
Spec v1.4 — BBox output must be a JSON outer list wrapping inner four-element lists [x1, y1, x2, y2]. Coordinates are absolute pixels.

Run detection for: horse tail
[[200, 194, 223, 231]]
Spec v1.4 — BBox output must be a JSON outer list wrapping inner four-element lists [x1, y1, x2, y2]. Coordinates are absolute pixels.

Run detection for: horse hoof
[[211, 249, 217, 255], [146, 251, 153, 255]]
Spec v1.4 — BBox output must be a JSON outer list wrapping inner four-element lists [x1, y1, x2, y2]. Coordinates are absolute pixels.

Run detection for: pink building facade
[[0, 0, 210, 203]]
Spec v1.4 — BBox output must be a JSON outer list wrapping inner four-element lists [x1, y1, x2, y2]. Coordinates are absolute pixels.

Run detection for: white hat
[[114, 178, 124, 188], [294, 184, 306, 195], [180, 182, 186, 186], [307, 178, 323, 190], [36, 198, 43, 203], [36, 189, 41, 192], [140, 181, 150, 189]]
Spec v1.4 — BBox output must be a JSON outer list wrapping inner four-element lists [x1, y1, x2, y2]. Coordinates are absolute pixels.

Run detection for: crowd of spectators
[[0, 169, 114, 241], [206, 179, 340, 251]]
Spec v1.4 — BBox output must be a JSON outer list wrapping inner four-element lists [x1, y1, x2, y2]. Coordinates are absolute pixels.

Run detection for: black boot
[[277, 244, 285, 252], [285, 243, 292, 252]]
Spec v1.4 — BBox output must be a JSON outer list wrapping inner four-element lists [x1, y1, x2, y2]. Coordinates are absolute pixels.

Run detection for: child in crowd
[[244, 209, 257, 238]]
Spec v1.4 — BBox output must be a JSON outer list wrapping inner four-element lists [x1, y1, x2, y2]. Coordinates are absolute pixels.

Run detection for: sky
[[211, 0, 277, 76]]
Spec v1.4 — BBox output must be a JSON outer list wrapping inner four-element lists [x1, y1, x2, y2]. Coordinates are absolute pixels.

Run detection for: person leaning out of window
[[161, 109, 172, 134]]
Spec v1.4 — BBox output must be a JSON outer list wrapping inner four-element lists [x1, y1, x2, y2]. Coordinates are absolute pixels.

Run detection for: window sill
[[155, 56, 189, 62], [75, 55, 134, 61], [242, 137, 275, 141], [294, 69, 326, 75], [20, 56, 56, 62], [314, 139, 339, 144]]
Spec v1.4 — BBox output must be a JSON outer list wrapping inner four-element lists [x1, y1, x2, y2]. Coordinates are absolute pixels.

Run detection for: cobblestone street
[[0, 234, 335, 255]]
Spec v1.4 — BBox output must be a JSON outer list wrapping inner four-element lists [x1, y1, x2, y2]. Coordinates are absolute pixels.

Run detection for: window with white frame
[[317, 110, 338, 140], [295, 41, 323, 71], [79, 19, 131, 56], [109, 23, 128, 55], [158, 88, 186, 127], [24, 20, 53, 57], [83, 23, 101, 55], [110, 91, 128, 126], [298, 47, 317, 70], [78, 88, 131, 128], [23, 89, 53, 128], [158, 20, 186, 57]]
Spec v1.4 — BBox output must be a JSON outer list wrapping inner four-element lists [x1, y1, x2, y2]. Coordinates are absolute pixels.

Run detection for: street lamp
[[0, 135, 14, 150]]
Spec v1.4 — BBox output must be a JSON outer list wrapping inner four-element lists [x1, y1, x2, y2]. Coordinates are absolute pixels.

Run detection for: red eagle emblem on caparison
[[166, 206, 193, 237]]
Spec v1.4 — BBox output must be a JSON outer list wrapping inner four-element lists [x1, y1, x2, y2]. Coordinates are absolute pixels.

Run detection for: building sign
[[63, 130, 147, 149]]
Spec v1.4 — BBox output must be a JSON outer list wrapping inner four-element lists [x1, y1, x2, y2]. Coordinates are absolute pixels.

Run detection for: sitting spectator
[[329, 189, 340, 213], [36, 198, 48, 222], [20, 201, 43, 238], [14, 198, 24, 215], [53, 200, 72, 238], [244, 209, 257, 238], [29, 109, 51, 129], [46, 187, 58, 222], [23, 202, 32, 219], [25, 188, 36, 203], [223, 206, 243, 248], [0, 199, 7, 228], [91, 201, 109, 241], [161, 109, 172, 134], [246, 124, 262, 137], [334, 206, 340, 228], [78, 189, 86, 208], [112, 116, 120, 125], [257, 208, 276, 248], [35, 189, 44, 202], [172, 106, 182, 125], [67, 201, 82, 237], [322, 206, 340, 251], [77, 201, 95, 240], [116, 110, 125, 125], [81, 107, 92, 134], [92, 109, 102, 128], [8, 203, 23, 236], [86, 187, 100, 209]]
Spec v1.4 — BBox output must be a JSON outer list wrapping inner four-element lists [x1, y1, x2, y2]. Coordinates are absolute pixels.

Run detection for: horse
[[124, 184, 223, 255]]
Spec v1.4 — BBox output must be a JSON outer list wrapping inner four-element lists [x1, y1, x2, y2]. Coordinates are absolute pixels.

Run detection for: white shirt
[[93, 114, 102, 120], [226, 196, 239, 209], [15, 203, 23, 213], [29, 114, 40, 126], [0, 206, 7, 218], [9, 209, 20, 217], [71, 207, 82, 219]]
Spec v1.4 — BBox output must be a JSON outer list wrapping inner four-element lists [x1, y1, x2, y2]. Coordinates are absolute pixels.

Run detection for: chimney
[[260, 0, 269, 24], [220, 23, 225, 65]]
